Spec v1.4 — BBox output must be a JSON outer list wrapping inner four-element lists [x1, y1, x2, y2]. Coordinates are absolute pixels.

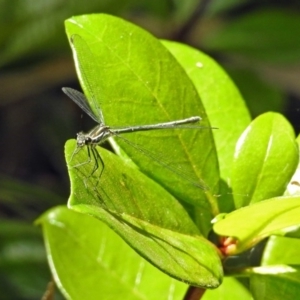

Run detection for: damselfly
[[63, 35, 212, 189]]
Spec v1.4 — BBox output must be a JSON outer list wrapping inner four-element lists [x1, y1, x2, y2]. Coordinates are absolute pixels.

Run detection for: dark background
[[0, 0, 300, 299]]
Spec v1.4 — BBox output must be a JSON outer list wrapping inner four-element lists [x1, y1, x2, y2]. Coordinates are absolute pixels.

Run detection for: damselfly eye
[[77, 132, 89, 146]]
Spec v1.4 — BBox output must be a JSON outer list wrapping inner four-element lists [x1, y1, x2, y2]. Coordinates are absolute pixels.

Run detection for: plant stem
[[183, 286, 206, 300]]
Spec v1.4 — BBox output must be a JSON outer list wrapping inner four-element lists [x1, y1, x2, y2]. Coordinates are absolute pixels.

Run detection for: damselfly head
[[77, 132, 89, 147]]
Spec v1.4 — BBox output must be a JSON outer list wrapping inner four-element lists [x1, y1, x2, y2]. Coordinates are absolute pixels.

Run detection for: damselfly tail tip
[[186, 116, 201, 123]]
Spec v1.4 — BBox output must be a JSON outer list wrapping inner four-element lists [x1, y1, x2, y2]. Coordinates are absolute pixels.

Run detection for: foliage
[[1, 1, 300, 299], [36, 14, 300, 299]]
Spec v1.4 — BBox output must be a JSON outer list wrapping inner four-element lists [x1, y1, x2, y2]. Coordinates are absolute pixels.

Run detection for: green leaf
[[162, 41, 251, 213], [285, 134, 300, 197], [203, 9, 300, 64], [62, 13, 223, 290], [203, 277, 252, 300], [66, 140, 223, 288], [213, 196, 300, 253], [119, 213, 223, 288], [231, 112, 298, 208], [37, 206, 189, 300], [262, 236, 300, 266], [64, 14, 219, 217], [250, 266, 300, 300]]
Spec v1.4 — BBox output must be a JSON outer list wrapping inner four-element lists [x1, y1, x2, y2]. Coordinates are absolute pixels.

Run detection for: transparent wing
[[62, 87, 100, 123], [70, 34, 105, 125], [113, 134, 209, 190]]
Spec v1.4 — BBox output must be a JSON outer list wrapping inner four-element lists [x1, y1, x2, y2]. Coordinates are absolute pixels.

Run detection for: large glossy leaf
[[162, 41, 250, 182], [285, 134, 300, 196], [37, 206, 189, 300], [213, 196, 300, 253], [231, 112, 298, 208], [64, 14, 219, 218], [162, 41, 251, 213], [66, 140, 223, 288], [262, 236, 300, 266], [250, 266, 300, 300], [61, 14, 224, 290]]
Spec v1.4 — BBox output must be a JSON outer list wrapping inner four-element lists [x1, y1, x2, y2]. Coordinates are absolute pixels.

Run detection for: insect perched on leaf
[[63, 35, 214, 189]]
